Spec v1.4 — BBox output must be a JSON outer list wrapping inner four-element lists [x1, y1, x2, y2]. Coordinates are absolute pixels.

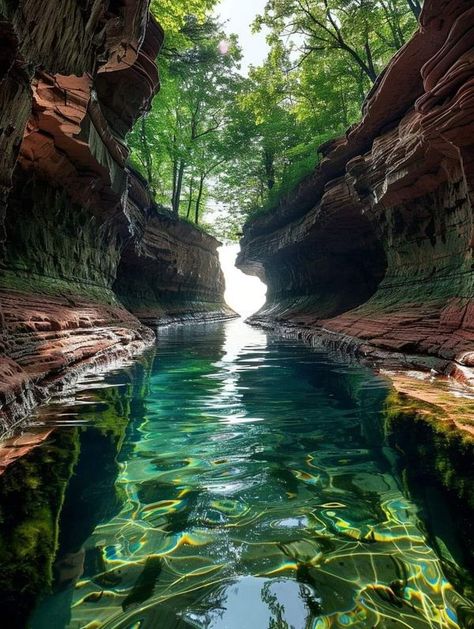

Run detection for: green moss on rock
[[0, 429, 80, 626]]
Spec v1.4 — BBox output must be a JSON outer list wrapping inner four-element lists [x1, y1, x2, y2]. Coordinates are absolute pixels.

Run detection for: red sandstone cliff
[[237, 0, 474, 386], [0, 1, 233, 431]]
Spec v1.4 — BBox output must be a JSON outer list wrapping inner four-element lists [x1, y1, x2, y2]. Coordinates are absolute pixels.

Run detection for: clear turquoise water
[[4, 320, 473, 627]]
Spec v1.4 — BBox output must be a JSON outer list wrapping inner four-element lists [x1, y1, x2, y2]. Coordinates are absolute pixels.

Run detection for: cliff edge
[[237, 0, 473, 387], [0, 0, 234, 431]]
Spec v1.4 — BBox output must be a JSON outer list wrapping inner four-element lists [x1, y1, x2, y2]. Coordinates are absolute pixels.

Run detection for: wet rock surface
[[237, 0, 474, 385], [0, 1, 233, 431]]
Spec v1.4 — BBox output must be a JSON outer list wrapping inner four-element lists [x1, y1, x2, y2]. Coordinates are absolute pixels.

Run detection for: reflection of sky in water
[[28, 320, 473, 629], [185, 577, 318, 628], [206, 319, 268, 424]]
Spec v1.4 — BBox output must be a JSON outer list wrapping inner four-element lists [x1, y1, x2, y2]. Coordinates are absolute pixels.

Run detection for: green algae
[[1, 177, 121, 291], [384, 388, 474, 584], [384, 390, 474, 506], [0, 268, 120, 306], [0, 429, 80, 626]]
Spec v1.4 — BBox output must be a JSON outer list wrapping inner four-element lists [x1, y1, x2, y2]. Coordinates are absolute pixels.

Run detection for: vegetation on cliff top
[[128, 0, 420, 239]]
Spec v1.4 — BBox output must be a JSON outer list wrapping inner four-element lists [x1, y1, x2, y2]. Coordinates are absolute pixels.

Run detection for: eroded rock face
[[237, 0, 474, 383], [0, 1, 232, 431], [115, 204, 230, 327]]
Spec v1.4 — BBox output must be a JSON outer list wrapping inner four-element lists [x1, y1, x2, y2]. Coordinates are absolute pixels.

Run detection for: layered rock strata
[[237, 0, 474, 386], [114, 171, 230, 327], [0, 1, 232, 431]]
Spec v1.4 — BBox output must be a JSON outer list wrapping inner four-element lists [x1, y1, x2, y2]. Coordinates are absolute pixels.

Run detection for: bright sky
[[212, 3, 269, 310], [219, 244, 267, 317], [216, 0, 269, 73]]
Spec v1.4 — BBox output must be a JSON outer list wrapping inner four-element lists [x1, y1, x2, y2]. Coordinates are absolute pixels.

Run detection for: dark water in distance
[[2, 319, 473, 628]]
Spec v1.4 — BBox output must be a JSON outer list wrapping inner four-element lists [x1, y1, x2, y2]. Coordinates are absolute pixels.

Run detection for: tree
[[406, 0, 422, 19], [129, 16, 241, 220], [128, 0, 420, 240], [254, 0, 418, 84]]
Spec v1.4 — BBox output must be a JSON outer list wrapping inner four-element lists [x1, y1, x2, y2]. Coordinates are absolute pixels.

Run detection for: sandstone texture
[[237, 0, 474, 386], [0, 1, 233, 431]]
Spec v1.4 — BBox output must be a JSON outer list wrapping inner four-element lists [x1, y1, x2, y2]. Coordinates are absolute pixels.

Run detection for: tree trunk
[[338, 81, 348, 126], [186, 176, 194, 219], [263, 148, 275, 191], [407, 0, 422, 19], [140, 118, 154, 193], [194, 175, 205, 224], [171, 143, 178, 209], [173, 159, 185, 215], [380, 0, 405, 49], [364, 39, 377, 83]]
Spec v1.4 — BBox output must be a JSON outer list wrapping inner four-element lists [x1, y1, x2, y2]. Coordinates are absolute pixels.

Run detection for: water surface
[[1, 320, 473, 628]]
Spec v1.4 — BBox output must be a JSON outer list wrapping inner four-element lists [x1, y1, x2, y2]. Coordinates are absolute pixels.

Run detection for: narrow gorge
[[0, 0, 473, 628]]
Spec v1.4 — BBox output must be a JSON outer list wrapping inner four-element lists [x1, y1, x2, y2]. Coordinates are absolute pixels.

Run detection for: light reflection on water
[[21, 319, 474, 628]]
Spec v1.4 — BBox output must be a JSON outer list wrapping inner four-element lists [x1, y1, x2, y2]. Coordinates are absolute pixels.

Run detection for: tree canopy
[[128, 0, 421, 240]]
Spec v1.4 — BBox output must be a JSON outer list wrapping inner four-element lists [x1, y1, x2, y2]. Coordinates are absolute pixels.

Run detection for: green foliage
[[128, 0, 420, 239], [254, 0, 419, 83], [128, 12, 241, 225], [150, 0, 216, 48]]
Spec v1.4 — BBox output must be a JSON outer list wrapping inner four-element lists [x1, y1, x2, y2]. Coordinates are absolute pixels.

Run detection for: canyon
[[0, 0, 472, 472], [0, 1, 473, 626], [0, 0, 233, 431]]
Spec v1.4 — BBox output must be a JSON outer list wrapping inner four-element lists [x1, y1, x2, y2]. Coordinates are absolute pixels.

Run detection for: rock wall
[[237, 0, 474, 384], [114, 172, 230, 327], [0, 1, 233, 431]]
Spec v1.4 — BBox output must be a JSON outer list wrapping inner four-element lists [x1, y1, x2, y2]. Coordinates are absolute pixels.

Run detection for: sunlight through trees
[[128, 0, 420, 238]]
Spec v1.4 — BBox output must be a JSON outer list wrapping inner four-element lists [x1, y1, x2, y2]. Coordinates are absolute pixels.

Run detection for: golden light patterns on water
[[25, 320, 473, 628]]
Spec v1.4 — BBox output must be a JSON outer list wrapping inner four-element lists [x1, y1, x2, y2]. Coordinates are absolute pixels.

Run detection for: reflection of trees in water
[[261, 581, 291, 629], [26, 356, 155, 628], [121, 556, 163, 611], [385, 393, 474, 586], [56, 357, 155, 561]]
